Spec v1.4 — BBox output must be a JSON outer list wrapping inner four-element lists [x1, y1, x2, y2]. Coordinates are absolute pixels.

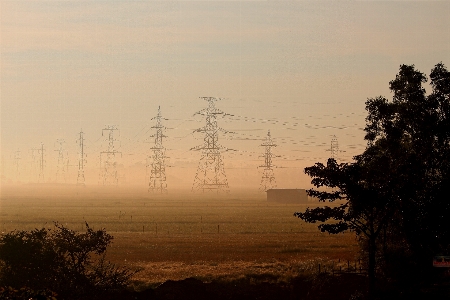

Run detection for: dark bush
[[0, 222, 136, 299]]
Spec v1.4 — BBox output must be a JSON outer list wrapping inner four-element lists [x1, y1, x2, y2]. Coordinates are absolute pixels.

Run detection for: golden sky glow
[[1, 1, 450, 191]]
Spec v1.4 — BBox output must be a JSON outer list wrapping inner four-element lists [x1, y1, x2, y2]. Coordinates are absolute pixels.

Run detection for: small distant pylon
[[38, 143, 45, 183], [259, 130, 277, 192], [100, 125, 121, 186], [30, 148, 39, 182], [54, 139, 68, 183], [326, 135, 344, 160], [14, 149, 21, 182], [0, 155, 4, 182], [77, 130, 87, 186], [147, 106, 168, 193], [192, 97, 231, 193]]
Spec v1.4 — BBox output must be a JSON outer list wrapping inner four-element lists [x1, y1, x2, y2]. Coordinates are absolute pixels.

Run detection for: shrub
[[0, 222, 136, 299]]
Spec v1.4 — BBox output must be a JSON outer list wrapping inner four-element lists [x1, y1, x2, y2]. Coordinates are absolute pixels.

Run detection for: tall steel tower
[[327, 135, 341, 160], [30, 148, 39, 182], [77, 130, 87, 186], [38, 143, 45, 183], [14, 149, 21, 181], [148, 106, 168, 193], [192, 97, 230, 193], [100, 125, 121, 186], [259, 130, 277, 192], [54, 139, 68, 183]]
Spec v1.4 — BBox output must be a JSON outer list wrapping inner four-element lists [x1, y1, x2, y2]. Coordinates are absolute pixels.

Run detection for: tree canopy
[[295, 62, 450, 293], [364, 63, 450, 260]]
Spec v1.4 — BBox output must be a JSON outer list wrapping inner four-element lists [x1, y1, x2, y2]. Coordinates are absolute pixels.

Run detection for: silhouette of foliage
[[0, 222, 136, 299], [0, 286, 57, 300], [363, 63, 450, 276], [296, 62, 450, 295], [295, 157, 392, 295]]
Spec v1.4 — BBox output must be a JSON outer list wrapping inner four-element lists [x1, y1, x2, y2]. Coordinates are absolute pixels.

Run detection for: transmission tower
[[77, 130, 87, 186], [259, 130, 277, 192], [38, 143, 45, 183], [0, 155, 4, 183], [29, 148, 39, 182], [327, 135, 344, 160], [14, 149, 21, 182], [147, 107, 168, 193], [192, 97, 231, 193], [54, 139, 68, 183], [100, 125, 121, 186]]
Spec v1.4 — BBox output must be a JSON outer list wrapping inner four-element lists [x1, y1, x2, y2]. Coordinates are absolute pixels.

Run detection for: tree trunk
[[368, 235, 377, 300]]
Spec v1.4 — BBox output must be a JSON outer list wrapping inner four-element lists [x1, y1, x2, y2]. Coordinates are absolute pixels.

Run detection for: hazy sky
[[1, 1, 450, 191]]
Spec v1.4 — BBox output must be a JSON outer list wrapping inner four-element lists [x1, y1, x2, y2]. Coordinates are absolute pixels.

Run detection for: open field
[[0, 185, 359, 286]]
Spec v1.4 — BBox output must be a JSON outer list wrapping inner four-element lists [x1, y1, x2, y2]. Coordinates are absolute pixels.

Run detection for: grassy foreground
[[0, 186, 358, 289]]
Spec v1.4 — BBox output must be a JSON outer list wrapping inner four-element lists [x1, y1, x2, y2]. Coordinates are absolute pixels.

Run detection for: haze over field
[[1, 1, 450, 192]]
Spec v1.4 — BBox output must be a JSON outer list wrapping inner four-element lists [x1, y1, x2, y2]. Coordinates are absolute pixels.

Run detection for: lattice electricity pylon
[[54, 139, 69, 183], [326, 135, 344, 161], [14, 149, 21, 182], [29, 148, 39, 182], [100, 125, 122, 186], [77, 130, 87, 186], [0, 155, 4, 182], [259, 130, 277, 192], [38, 143, 45, 183], [192, 97, 232, 193], [147, 106, 168, 193]]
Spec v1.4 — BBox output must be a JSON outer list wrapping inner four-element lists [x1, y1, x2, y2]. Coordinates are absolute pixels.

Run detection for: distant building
[[266, 189, 308, 204]]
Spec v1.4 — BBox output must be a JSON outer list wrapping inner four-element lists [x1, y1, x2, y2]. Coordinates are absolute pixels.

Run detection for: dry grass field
[[0, 185, 359, 287]]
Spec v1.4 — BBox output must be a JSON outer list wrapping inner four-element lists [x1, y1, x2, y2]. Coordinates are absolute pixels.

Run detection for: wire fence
[[317, 258, 367, 276]]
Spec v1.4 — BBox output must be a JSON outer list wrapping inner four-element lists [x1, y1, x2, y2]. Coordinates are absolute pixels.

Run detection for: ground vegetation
[[0, 223, 136, 299]]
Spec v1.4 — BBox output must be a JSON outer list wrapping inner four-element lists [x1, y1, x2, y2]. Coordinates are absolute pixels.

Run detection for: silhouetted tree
[[364, 63, 450, 273], [0, 222, 136, 299], [296, 62, 450, 295], [295, 156, 393, 296]]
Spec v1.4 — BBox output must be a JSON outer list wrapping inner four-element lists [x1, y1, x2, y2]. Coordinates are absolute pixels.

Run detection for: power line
[[38, 143, 45, 183], [259, 130, 277, 192], [54, 139, 68, 183], [77, 130, 87, 186], [147, 106, 168, 193], [100, 125, 121, 186], [30, 148, 39, 182], [14, 149, 21, 181], [326, 135, 345, 160], [192, 97, 231, 193]]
